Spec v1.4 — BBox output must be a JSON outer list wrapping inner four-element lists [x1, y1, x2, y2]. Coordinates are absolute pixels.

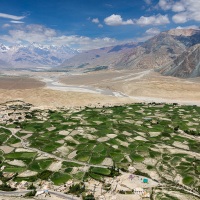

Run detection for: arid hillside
[[158, 44, 200, 78], [60, 29, 200, 75]]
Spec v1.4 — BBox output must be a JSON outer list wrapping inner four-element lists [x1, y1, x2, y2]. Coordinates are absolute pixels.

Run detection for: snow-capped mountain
[[0, 43, 78, 68]]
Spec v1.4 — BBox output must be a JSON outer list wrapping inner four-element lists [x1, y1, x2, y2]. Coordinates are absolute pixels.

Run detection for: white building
[[134, 187, 144, 195]]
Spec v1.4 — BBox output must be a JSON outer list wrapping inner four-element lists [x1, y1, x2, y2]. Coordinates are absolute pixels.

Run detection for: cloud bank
[[104, 14, 134, 26], [0, 12, 25, 20], [104, 14, 170, 26], [158, 0, 200, 23], [0, 24, 120, 50], [136, 14, 170, 26]]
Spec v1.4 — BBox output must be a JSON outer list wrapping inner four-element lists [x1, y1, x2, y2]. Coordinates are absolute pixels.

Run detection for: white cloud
[[144, 0, 152, 5], [172, 2, 185, 12], [104, 14, 134, 26], [136, 14, 170, 26], [98, 24, 103, 28], [92, 18, 99, 24], [146, 28, 160, 35], [2, 24, 11, 28], [10, 20, 24, 24], [0, 24, 57, 44], [0, 12, 25, 20], [158, 0, 173, 10], [0, 24, 121, 50], [104, 14, 170, 27], [90, 18, 103, 28], [50, 36, 119, 50], [105, 4, 113, 8], [172, 13, 188, 23], [26, 24, 56, 37], [176, 25, 200, 30], [158, 0, 200, 23]]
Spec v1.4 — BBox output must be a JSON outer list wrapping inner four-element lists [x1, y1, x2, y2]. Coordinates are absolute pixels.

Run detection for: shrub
[[27, 183, 36, 190], [83, 193, 95, 200], [134, 170, 151, 178], [25, 189, 36, 197], [67, 183, 85, 196], [0, 183, 16, 191]]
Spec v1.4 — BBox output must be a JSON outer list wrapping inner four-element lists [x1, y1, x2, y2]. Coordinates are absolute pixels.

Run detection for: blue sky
[[0, 0, 199, 50]]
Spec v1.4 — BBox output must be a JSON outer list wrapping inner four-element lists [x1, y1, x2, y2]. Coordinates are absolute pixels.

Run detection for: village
[[0, 166, 156, 199], [0, 100, 199, 199]]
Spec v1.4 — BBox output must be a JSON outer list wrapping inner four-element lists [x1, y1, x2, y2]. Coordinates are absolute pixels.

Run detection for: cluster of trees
[[184, 129, 200, 136], [27, 183, 36, 190], [24, 190, 36, 197], [0, 183, 16, 191], [174, 126, 200, 136], [0, 172, 18, 183], [66, 182, 85, 196], [82, 193, 95, 200], [174, 126, 179, 132], [108, 165, 120, 177], [0, 172, 18, 191], [134, 170, 151, 179]]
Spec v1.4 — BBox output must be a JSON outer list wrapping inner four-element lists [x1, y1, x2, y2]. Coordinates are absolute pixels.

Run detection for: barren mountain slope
[[60, 43, 138, 70], [61, 29, 200, 71], [158, 44, 200, 78]]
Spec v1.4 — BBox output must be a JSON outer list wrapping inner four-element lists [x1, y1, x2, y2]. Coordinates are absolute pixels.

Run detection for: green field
[[0, 102, 200, 198]]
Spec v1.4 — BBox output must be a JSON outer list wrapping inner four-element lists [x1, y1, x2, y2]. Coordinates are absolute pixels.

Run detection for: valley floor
[[0, 69, 200, 107], [60, 69, 200, 105]]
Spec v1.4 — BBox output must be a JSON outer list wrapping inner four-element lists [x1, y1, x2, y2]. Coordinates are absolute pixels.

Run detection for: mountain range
[[0, 43, 78, 68], [61, 28, 200, 78], [0, 28, 200, 78]]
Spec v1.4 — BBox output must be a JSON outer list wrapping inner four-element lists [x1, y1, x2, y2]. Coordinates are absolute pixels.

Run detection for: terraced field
[[0, 101, 199, 199]]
